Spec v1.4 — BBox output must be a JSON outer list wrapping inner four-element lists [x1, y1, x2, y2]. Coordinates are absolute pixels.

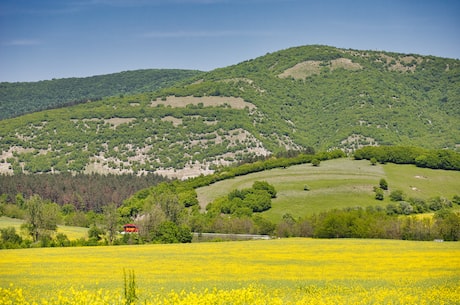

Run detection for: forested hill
[[0, 69, 204, 120], [0, 45, 459, 178]]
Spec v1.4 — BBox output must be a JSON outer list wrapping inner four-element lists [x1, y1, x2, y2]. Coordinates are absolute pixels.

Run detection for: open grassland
[[0, 216, 88, 240], [1, 238, 459, 304], [197, 158, 460, 221]]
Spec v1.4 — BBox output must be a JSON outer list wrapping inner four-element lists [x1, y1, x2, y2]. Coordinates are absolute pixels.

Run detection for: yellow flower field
[[1, 238, 459, 304]]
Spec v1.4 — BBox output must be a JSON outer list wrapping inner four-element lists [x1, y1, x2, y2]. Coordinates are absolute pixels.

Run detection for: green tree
[[389, 189, 405, 202], [433, 210, 460, 241], [374, 187, 384, 201], [312, 158, 321, 167], [23, 195, 59, 242], [0, 227, 23, 249], [252, 181, 277, 198], [379, 178, 388, 190], [104, 203, 119, 244]]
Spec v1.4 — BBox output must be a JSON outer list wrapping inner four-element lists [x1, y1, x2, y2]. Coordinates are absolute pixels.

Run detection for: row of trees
[[2, 188, 459, 249], [0, 172, 167, 211], [355, 146, 460, 170], [276, 207, 460, 241]]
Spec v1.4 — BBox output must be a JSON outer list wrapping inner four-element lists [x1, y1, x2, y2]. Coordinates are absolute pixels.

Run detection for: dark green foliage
[[374, 187, 384, 200], [1, 46, 458, 178], [206, 181, 276, 215], [433, 209, 460, 241], [152, 221, 192, 244], [22, 195, 60, 242], [389, 189, 405, 202], [0, 69, 203, 120], [379, 178, 388, 190], [354, 146, 460, 171], [252, 180, 277, 198], [0, 173, 167, 212], [0, 227, 23, 249]]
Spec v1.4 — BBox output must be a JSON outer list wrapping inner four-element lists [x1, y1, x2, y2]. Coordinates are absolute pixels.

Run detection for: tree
[[252, 181, 277, 198], [433, 210, 460, 241], [23, 195, 59, 242], [375, 187, 384, 201], [104, 203, 119, 244], [0, 227, 23, 248], [312, 158, 320, 167], [389, 189, 405, 202], [379, 178, 388, 190], [153, 221, 192, 243]]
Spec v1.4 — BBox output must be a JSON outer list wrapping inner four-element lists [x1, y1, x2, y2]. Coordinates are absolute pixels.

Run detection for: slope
[[196, 158, 460, 222], [0, 45, 459, 178], [0, 69, 204, 120]]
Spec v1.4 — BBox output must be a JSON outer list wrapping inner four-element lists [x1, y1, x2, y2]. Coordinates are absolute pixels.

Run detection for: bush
[[390, 190, 405, 202], [374, 188, 384, 201], [379, 178, 388, 190]]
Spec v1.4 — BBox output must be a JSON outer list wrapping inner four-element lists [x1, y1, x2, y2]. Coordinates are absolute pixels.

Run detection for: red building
[[123, 224, 138, 233]]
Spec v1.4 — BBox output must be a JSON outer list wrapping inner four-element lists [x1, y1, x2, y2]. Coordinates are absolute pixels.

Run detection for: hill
[[0, 45, 459, 178], [0, 69, 204, 120], [195, 158, 460, 222]]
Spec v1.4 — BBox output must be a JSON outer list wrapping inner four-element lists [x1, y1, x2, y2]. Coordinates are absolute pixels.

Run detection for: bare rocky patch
[[104, 118, 135, 128], [279, 58, 362, 79], [161, 116, 183, 127], [330, 58, 362, 71], [151, 96, 256, 110], [279, 61, 322, 79]]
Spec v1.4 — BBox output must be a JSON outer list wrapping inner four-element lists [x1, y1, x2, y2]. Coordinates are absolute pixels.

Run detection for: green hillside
[[0, 45, 459, 177], [196, 158, 460, 222], [0, 69, 203, 120]]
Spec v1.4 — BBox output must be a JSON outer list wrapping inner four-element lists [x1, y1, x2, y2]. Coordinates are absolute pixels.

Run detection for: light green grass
[[197, 158, 460, 222], [0, 216, 88, 240], [383, 163, 460, 199]]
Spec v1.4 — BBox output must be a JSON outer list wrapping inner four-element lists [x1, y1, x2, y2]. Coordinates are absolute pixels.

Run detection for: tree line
[[1, 150, 459, 249], [354, 146, 460, 170], [0, 172, 168, 212]]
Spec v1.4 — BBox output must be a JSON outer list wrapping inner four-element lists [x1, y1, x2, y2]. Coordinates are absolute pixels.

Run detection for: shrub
[[390, 190, 405, 202], [374, 188, 384, 201]]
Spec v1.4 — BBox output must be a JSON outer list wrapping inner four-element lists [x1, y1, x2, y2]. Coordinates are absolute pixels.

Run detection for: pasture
[[196, 158, 460, 221], [1, 238, 459, 304], [0, 216, 88, 240]]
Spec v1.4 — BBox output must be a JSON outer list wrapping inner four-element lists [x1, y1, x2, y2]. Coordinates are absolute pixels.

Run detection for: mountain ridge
[[0, 45, 459, 178], [0, 69, 204, 120]]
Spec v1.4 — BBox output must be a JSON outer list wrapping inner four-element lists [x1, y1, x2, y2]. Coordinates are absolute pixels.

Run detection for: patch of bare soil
[[279, 61, 322, 79], [151, 96, 256, 110], [161, 116, 183, 127], [330, 58, 362, 71], [279, 58, 362, 79], [104, 118, 135, 128]]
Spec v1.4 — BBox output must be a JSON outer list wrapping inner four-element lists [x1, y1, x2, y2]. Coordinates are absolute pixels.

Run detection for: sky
[[0, 0, 459, 82]]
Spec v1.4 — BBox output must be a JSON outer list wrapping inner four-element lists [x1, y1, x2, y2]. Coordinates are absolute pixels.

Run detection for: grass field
[[196, 158, 460, 221], [0, 216, 88, 240], [1, 238, 459, 304]]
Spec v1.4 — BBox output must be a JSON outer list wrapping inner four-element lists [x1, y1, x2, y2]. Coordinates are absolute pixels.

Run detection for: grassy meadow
[[1, 238, 459, 304], [197, 158, 460, 221], [0, 216, 88, 240]]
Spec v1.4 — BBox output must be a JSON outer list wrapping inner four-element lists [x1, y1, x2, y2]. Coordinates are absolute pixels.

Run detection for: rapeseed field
[[1, 238, 459, 304]]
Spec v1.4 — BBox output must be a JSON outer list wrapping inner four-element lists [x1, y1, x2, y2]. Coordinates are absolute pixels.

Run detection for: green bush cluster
[[206, 181, 276, 216], [355, 146, 460, 170], [276, 206, 460, 241]]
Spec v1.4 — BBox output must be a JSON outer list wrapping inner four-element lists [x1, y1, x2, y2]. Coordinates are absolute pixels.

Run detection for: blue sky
[[1, 0, 459, 82]]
